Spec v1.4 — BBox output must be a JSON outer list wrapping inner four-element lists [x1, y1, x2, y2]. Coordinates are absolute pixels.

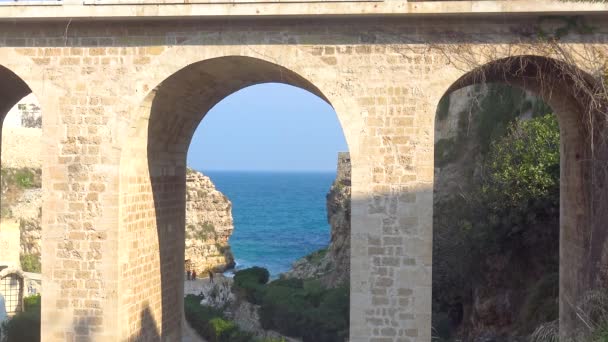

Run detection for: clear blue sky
[[187, 83, 348, 172]]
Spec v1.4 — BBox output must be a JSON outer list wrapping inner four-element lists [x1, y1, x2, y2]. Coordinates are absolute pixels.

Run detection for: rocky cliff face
[[285, 152, 351, 288], [185, 169, 235, 274]]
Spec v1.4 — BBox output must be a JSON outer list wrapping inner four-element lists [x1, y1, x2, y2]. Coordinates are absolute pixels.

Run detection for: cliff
[[185, 168, 235, 274], [284, 152, 351, 288]]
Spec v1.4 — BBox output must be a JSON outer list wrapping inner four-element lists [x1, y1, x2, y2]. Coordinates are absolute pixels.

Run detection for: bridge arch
[[0, 65, 32, 120], [434, 55, 607, 339], [119, 55, 351, 340]]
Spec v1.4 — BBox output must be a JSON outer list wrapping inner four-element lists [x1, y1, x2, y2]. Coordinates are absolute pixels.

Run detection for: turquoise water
[[203, 171, 335, 277]]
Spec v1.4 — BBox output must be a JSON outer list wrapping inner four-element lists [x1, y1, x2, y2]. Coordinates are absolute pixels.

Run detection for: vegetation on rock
[[232, 267, 349, 342], [20, 254, 41, 273], [233, 267, 270, 304], [184, 294, 286, 342], [433, 84, 560, 341], [185, 294, 255, 342]]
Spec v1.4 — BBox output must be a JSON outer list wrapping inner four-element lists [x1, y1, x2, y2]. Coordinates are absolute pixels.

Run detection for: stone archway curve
[[0, 64, 31, 119], [125, 46, 357, 148], [117, 53, 354, 340]]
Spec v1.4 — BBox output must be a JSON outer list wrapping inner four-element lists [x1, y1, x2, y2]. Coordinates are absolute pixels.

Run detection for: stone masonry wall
[[1, 127, 41, 169], [0, 15, 604, 342]]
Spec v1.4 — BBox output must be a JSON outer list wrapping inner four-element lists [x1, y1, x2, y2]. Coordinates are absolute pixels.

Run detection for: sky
[[187, 83, 349, 173]]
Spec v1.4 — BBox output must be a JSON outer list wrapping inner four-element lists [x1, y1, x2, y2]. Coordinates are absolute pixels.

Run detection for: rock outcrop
[[185, 169, 235, 274], [284, 152, 351, 288]]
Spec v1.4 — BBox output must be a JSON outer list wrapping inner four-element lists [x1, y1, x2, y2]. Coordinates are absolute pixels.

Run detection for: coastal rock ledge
[[185, 168, 235, 275], [283, 152, 351, 287]]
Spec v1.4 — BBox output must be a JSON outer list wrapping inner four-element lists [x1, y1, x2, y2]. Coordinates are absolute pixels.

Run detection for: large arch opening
[[120, 56, 351, 340], [431, 55, 607, 340], [0, 65, 43, 340]]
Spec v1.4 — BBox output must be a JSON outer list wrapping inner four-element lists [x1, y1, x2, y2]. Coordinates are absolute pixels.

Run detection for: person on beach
[[208, 270, 214, 284], [186, 269, 191, 281], [192, 270, 197, 281]]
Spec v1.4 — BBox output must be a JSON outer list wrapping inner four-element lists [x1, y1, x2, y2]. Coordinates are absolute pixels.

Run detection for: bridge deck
[[0, 1, 607, 21]]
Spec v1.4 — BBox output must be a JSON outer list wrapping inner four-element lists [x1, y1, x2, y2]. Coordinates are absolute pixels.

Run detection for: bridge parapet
[[0, 0, 607, 20], [0, 0, 61, 5]]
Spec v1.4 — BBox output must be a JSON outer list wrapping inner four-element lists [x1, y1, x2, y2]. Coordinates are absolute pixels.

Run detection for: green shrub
[[24, 294, 41, 312], [591, 323, 608, 342], [14, 169, 36, 189], [184, 294, 254, 342], [1, 295, 41, 342], [20, 254, 41, 273], [208, 317, 237, 341], [187, 269, 348, 342], [233, 267, 270, 304], [234, 267, 269, 285], [258, 279, 349, 342], [483, 114, 560, 212], [433, 110, 560, 339], [305, 248, 327, 265]]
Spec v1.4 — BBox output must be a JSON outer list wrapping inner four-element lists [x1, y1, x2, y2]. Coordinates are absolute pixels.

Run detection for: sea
[[202, 171, 336, 278]]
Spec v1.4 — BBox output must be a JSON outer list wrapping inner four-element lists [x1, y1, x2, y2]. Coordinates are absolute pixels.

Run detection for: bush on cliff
[[20, 254, 41, 273], [231, 267, 349, 341], [1, 295, 41, 342], [184, 294, 253, 342], [257, 277, 349, 342], [483, 114, 560, 219], [233, 267, 269, 304], [433, 113, 560, 338]]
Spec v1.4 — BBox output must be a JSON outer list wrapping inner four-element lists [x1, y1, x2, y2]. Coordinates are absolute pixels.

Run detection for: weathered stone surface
[[185, 169, 234, 275]]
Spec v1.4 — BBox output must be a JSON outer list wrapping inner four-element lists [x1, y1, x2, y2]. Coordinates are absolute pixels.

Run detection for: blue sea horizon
[[201, 170, 336, 278]]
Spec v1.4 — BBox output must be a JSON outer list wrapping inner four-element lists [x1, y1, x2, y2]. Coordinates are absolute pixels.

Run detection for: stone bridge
[[0, 1, 607, 341]]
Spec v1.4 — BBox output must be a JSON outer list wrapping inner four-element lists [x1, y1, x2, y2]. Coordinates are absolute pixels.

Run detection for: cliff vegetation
[[433, 84, 560, 341]]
